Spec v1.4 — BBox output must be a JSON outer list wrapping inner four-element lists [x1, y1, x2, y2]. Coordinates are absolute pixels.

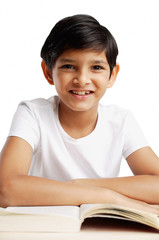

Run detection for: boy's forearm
[[1, 175, 159, 215], [0, 175, 120, 207], [70, 175, 159, 204]]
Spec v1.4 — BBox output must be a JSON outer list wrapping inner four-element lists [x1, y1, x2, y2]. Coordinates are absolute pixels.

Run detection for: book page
[[0, 206, 80, 219], [79, 204, 159, 229], [79, 204, 157, 220]]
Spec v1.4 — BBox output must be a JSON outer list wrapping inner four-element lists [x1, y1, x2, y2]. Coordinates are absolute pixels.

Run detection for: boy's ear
[[41, 60, 54, 85], [107, 64, 120, 88]]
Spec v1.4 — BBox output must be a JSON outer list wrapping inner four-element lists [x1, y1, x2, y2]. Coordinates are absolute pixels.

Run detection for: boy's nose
[[73, 70, 91, 86]]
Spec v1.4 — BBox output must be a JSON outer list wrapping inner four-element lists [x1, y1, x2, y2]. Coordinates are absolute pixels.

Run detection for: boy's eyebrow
[[58, 58, 75, 63], [58, 58, 108, 65], [90, 60, 108, 65]]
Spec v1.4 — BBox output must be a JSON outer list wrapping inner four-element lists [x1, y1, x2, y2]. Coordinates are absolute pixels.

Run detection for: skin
[[0, 49, 159, 216]]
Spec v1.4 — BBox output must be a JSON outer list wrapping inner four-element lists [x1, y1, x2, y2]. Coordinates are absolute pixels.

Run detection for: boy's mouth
[[69, 90, 94, 96]]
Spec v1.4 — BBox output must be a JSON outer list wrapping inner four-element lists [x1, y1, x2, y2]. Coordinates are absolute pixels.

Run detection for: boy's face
[[43, 49, 119, 114]]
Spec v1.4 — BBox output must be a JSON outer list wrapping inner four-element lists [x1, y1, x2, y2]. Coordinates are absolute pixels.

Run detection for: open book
[[0, 204, 159, 232]]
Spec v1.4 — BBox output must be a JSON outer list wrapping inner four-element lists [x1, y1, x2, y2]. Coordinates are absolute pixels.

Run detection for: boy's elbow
[[0, 177, 16, 208]]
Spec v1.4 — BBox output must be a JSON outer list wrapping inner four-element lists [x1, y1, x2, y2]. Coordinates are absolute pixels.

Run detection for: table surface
[[0, 218, 159, 240]]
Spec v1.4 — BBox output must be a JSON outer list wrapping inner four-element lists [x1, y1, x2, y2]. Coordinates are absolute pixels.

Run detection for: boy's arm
[[0, 137, 159, 216], [0, 136, 116, 207], [69, 147, 159, 204], [0, 136, 112, 207]]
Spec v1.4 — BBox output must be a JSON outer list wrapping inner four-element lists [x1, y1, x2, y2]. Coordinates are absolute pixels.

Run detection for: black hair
[[41, 14, 118, 75]]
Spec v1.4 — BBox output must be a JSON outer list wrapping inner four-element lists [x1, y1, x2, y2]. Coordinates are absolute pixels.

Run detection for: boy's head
[[41, 14, 118, 76]]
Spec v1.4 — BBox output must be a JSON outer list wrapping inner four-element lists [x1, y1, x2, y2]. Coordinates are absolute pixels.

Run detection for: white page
[[79, 204, 158, 221], [0, 206, 80, 219]]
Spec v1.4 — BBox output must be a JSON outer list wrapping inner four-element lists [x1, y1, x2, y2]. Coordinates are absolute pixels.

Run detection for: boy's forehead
[[56, 49, 109, 64]]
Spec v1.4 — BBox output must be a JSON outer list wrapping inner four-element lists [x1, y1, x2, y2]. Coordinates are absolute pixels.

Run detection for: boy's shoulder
[[19, 96, 59, 111], [99, 103, 129, 117], [98, 103, 134, 130]]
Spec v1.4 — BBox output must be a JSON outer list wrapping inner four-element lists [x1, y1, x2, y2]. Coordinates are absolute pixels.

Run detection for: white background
[[0, 0, 159, 176]]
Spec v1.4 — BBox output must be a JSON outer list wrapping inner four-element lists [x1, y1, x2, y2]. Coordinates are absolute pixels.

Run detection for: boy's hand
[[68, 174, 159, 205], [68, 178, 159, 216]]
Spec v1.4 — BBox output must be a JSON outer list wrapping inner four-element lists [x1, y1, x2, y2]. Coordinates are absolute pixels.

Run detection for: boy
[[0, 14, 159, 215]]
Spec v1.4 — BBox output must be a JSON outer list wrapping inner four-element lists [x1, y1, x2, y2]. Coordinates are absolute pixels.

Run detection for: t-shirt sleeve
[[8, 101, 40, 151], [122, 111, 149, 159]]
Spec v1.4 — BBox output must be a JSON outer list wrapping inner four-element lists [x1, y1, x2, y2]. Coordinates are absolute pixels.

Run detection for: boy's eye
[[92, 65, 103, 70], [61, 64, 74, 69]]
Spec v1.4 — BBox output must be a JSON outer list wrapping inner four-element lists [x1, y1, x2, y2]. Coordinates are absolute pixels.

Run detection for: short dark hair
[[41, 14, 118, 75]]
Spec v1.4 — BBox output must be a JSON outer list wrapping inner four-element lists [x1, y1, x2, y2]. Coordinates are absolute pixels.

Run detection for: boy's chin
[[59, 98, 99, 114], [67, 103, 98, 113]]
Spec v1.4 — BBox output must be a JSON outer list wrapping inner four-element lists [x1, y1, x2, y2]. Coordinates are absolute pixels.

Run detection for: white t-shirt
[[8, 96, 148, 181]]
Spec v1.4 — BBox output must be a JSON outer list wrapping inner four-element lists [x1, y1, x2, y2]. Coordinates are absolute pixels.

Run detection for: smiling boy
[[42, 49, 118, 139], [0, 14, 159, 215]]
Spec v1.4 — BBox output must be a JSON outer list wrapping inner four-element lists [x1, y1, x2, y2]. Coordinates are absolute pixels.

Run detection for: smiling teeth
[[72, 90, 91, 95]]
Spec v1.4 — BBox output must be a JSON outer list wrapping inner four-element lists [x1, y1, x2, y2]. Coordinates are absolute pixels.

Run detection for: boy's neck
[[58, 103, 98, 139]]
